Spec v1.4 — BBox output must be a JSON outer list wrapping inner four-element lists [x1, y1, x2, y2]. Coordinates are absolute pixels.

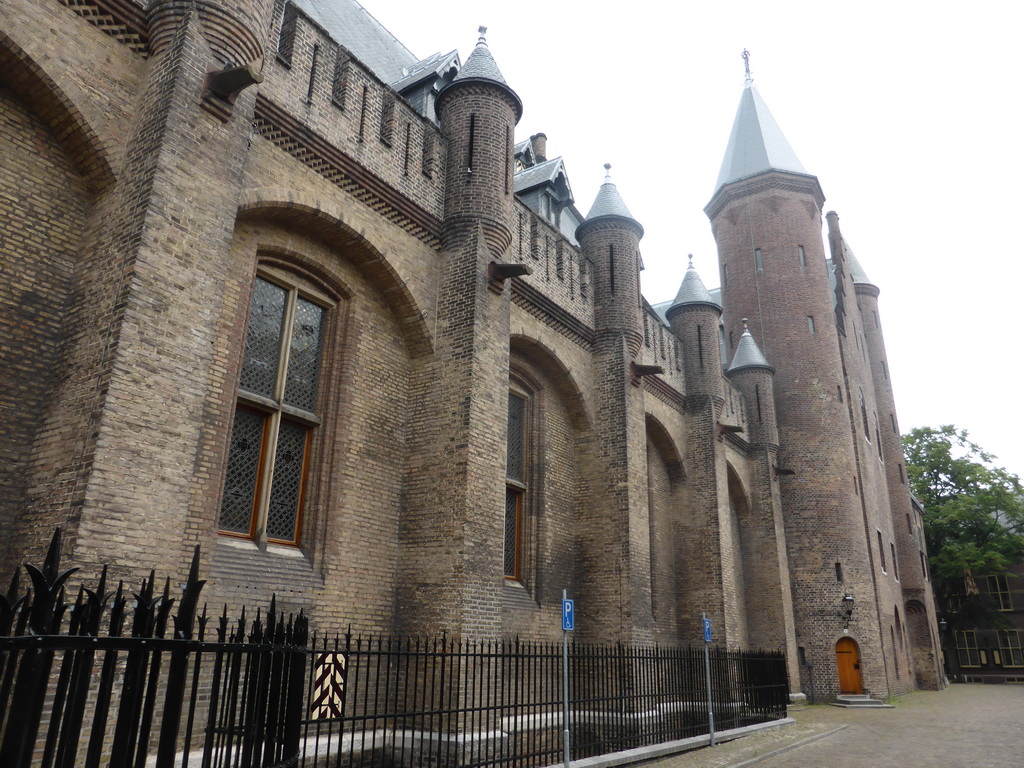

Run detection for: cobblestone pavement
[[644, 684, 1024, 768]]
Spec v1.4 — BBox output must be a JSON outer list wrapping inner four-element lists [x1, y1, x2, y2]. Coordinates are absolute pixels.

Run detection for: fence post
[[155, 548, 205, 768]]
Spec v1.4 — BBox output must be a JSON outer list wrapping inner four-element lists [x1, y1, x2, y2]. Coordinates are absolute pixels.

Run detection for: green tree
[[902, 425, 1024, 630]]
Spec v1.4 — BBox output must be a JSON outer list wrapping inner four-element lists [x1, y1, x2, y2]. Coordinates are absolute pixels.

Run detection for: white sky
[[358, 0, 1024, 478]]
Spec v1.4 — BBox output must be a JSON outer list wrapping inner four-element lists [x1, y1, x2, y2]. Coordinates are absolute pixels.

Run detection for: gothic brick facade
[[0, 0, 942, 699]]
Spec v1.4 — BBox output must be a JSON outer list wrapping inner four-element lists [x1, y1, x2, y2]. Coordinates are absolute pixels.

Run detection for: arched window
[[219, 270, 332, 545]]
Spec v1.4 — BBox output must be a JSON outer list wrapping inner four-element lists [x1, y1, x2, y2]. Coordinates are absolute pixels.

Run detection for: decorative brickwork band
[[147, 0, 268, 65]]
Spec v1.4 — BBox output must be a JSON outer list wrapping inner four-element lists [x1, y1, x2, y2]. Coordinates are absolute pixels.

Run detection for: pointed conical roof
[[669, 257, 721, 313], [714, 82, 808, 193], [842, 241, 874, 287], [437, 27, 522, 121], [579, 165, 643, 236], [728, 322, 774, 374]]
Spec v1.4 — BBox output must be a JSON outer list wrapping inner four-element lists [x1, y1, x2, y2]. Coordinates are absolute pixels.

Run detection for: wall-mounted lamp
[[939, 618, 948, 633], [842, 594, 855, 629]]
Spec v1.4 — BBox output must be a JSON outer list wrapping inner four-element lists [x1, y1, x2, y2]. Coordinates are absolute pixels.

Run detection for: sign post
[[562, 591, 574, 768], [702, 612, 716, 747]]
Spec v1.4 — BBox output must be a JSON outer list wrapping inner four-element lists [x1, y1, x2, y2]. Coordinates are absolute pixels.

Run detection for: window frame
[[504, 386, 530, 582], [987, 574, 1013, 611], [219, 267, 334, 547], [955, 629, 981, 668], [998, 630, 1023, 667]]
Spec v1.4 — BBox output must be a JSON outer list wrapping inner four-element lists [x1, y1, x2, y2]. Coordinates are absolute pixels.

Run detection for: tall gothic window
[[219, 273, 328, 545], [505, 390, 528, 580]]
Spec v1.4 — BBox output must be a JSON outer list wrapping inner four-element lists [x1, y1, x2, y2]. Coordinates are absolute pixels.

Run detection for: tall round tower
[[705, 64, 885, 697], [827, 211, 944, 690]]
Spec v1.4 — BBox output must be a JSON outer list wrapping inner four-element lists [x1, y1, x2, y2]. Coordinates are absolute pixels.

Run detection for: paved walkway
[[644, 684, 1024, 768]]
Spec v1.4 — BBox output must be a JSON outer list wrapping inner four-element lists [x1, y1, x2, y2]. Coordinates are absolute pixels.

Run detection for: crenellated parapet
[[254, 1, 447, 234]]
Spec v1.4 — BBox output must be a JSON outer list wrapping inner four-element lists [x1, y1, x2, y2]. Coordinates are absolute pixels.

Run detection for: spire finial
[[603, 163, 612, 182], [687, 254, 694, 268], [477, 26, 488, 46], [742, 317, 750, 332], [742, 49, 752, 86]]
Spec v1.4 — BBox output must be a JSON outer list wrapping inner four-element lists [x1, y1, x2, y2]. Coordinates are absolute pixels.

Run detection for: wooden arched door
[[836, 637, 863, 694]]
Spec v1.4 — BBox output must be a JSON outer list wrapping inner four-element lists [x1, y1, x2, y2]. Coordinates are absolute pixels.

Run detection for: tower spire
[[742, 49, 752, 87]]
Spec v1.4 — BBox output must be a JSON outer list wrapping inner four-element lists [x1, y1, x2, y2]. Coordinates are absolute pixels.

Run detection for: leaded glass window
[[219, 273, 328, 545]]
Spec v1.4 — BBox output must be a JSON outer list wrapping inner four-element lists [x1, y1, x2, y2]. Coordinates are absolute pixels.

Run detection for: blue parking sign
[[703, 616, 712, 643], [562, 599, 575, 631]]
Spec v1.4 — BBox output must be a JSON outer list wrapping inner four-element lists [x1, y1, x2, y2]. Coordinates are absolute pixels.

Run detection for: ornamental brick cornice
[[704, 170, 825, 221], [854, 283, 881, 298], [254, 95, 443, 250], [643, 375, 686, 414], [575, 215, 644, 242], [61, 0, 150, 56], [511, 280, 595, 350]]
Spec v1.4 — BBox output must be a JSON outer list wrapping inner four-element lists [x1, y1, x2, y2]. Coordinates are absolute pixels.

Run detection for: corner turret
[[726, 321, 778, 447], [436, 27, 522, 257], [665, 257, 724, 407], [576, 165, 644, 354]]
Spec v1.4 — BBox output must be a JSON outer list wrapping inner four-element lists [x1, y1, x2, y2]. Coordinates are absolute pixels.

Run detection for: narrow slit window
[[608, 244, 615, 294], [306, 44, 320, 102], [754, 248, 763, 272]]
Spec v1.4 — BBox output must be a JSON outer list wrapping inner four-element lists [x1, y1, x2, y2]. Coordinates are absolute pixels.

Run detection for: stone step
[[831, 694, 894, 708]]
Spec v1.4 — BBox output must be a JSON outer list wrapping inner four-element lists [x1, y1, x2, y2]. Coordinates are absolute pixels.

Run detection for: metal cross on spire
[[742, 49, 752, 86]]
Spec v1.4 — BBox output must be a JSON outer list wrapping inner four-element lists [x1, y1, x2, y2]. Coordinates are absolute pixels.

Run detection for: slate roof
[[452, 35, 510, 87], [293, 0, 419, 84], [581, 167, 642, 234], [715, 83, 808, 193], [514, 157, 570, 195], [842, 240, 874, 286], [389, 50, 460, 93], [669, 259, 721, 312], [728, 326, 774, 374], [437, 31, 522, 120]]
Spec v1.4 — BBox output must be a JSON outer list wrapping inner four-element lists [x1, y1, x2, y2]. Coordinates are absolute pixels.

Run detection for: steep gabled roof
[[390, 50, 460, 93], [714, 83, 808, 193], [514, 157, 572, 199]]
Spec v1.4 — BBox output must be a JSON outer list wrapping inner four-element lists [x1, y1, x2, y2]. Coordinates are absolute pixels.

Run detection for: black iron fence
[[0, 531, 788, 767]]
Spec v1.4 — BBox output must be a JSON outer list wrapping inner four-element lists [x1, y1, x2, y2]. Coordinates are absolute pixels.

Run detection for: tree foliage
[[902, 425, 1024, 630]]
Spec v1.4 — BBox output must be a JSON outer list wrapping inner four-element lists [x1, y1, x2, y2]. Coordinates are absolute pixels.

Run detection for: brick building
[[0, 0, 943, 699], [944, 558, 1024, 684]]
